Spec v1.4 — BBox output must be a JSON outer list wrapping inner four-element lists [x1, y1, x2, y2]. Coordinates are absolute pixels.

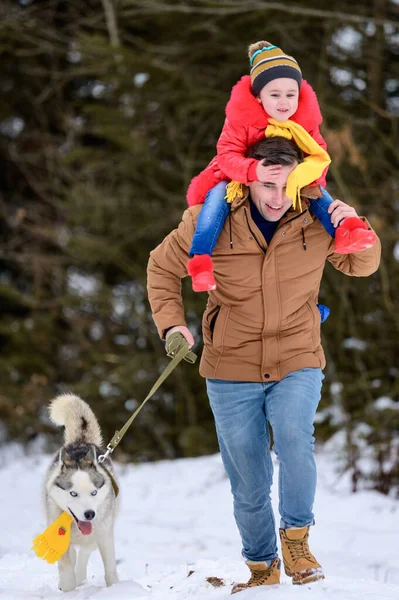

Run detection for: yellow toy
[[31, 512, 73, 563]]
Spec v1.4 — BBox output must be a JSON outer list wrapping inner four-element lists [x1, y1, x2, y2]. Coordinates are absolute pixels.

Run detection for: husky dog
[[44, 393, 119, 592]]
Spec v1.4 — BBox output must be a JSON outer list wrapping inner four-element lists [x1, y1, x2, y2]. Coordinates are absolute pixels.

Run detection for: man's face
[[258, 78, 299, 121], [249, 162, 297, 221]]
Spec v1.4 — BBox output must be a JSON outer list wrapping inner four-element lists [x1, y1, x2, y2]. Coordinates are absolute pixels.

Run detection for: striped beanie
[[249, 41, 302, 96]]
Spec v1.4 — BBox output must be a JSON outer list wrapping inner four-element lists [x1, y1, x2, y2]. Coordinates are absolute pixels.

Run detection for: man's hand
[[328, 199, 359, 228], [256, 162, 282, 182], [165, 326, 194, 349]]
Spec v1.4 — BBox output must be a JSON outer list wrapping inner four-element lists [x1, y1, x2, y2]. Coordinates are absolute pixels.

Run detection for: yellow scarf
[[265, 118, 331, 209], [225, 118, 330, 209]]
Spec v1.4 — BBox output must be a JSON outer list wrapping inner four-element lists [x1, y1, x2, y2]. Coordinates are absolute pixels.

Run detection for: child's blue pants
[[189, 182, 336, 257]]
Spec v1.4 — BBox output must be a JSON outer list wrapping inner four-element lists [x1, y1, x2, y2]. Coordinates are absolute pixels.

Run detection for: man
[[147, 137, 380, 593]]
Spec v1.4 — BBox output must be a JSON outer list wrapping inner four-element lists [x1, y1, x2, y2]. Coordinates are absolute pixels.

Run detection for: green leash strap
[[165, 330, 197, 364], [100, 463, 120, 498], [98, 332, 197, 464]]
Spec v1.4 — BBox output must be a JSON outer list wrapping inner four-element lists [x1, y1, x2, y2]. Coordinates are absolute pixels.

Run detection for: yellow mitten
[[31, 511, 73, 563]]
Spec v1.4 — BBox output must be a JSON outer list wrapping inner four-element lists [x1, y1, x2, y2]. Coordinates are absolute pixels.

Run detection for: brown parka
[[147, 192, 380, 382]]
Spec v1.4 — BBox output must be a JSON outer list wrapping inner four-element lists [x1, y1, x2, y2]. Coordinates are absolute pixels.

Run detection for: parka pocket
[[202, 304, 221, 345], [202, 304, 230, 350], [209, 307, 220, 340], [305, 300, 320, 348], [212, 305, 231, 350]]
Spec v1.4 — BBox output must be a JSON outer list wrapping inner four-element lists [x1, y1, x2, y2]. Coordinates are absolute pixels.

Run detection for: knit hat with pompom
[[249, 41, 302, 96]]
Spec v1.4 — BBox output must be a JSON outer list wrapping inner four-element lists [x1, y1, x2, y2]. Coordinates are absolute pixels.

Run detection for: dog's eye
[[70, 491, 78, 497], [91, 490, 97, 496]]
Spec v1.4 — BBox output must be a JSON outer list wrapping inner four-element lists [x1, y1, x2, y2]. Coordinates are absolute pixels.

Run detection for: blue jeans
[[189, 182, 337, 258], [189, 181, 229, 257], [206, 368, 324, 565], [309, 186, 336, 238]]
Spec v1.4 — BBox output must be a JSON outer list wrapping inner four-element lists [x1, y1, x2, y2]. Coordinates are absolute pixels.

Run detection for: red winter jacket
[[187, 75, 328, 207]]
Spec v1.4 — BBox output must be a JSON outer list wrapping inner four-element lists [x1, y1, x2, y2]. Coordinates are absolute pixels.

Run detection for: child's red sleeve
[[310, 125, 329, 187], [310, 125, 328, 151], [216, 118, 259, 184]]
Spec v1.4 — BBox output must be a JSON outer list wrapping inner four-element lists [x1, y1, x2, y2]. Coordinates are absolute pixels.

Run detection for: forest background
[[0, 0, 398, 495]]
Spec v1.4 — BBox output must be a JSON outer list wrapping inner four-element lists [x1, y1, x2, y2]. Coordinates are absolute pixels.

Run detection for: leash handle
[[98, 333, 197, 461], [166, 331, 197, 364]]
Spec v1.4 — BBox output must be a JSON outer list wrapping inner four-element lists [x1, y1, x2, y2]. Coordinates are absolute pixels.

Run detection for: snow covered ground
[[0, 445, 398, 599]]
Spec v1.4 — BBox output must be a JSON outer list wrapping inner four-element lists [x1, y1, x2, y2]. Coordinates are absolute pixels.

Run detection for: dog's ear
[[82, 445, 97, 467], [59, 448, 72, 469]]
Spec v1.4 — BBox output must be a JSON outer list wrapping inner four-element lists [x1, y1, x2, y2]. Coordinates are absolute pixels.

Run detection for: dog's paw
[[75, 573, 86, 587], [105, 572, 119, 587], [58, 574, 77, 592]]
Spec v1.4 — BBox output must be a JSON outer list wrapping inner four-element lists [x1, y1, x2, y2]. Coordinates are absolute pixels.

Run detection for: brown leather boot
[[279, 526, 325, 584], [231, 558, 280, 594]]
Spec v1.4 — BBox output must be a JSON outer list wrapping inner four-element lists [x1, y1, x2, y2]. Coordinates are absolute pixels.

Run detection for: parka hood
[[225, 75, 323, 131]]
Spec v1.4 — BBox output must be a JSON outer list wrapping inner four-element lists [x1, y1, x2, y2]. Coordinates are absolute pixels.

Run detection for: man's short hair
[[249, 136, 304, 167]]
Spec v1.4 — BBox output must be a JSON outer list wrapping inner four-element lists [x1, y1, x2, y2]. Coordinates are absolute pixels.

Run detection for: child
[[186, 41, 376, 292]]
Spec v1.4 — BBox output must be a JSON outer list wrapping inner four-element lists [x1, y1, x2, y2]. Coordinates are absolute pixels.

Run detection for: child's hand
[[256, 162, 282, 182]]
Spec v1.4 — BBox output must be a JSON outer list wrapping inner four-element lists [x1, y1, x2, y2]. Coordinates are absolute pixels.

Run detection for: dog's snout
[[84, 510, 95, 520]]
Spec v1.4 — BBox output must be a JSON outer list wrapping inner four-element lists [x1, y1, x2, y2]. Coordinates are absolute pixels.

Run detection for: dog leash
[[31, 332, 196, 564], [98, 332, 197, 464]]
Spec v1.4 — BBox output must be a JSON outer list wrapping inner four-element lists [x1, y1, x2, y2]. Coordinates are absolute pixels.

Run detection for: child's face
[[258, 78, 299, 121]]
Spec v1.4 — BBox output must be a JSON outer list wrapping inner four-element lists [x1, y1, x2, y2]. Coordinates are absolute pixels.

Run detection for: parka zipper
[[244, 208, 266, 254], [243, 206, 309, 253], [282, 208, 308, 226]]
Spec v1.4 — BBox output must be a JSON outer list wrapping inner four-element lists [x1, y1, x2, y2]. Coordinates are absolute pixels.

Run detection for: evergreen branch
[[124, 0, 398, 27], [101, 0, 121, 48]]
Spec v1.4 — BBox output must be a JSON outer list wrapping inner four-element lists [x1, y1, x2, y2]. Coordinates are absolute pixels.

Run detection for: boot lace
[[248, 563, 276, 586], [286, 537, 313, 562]]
